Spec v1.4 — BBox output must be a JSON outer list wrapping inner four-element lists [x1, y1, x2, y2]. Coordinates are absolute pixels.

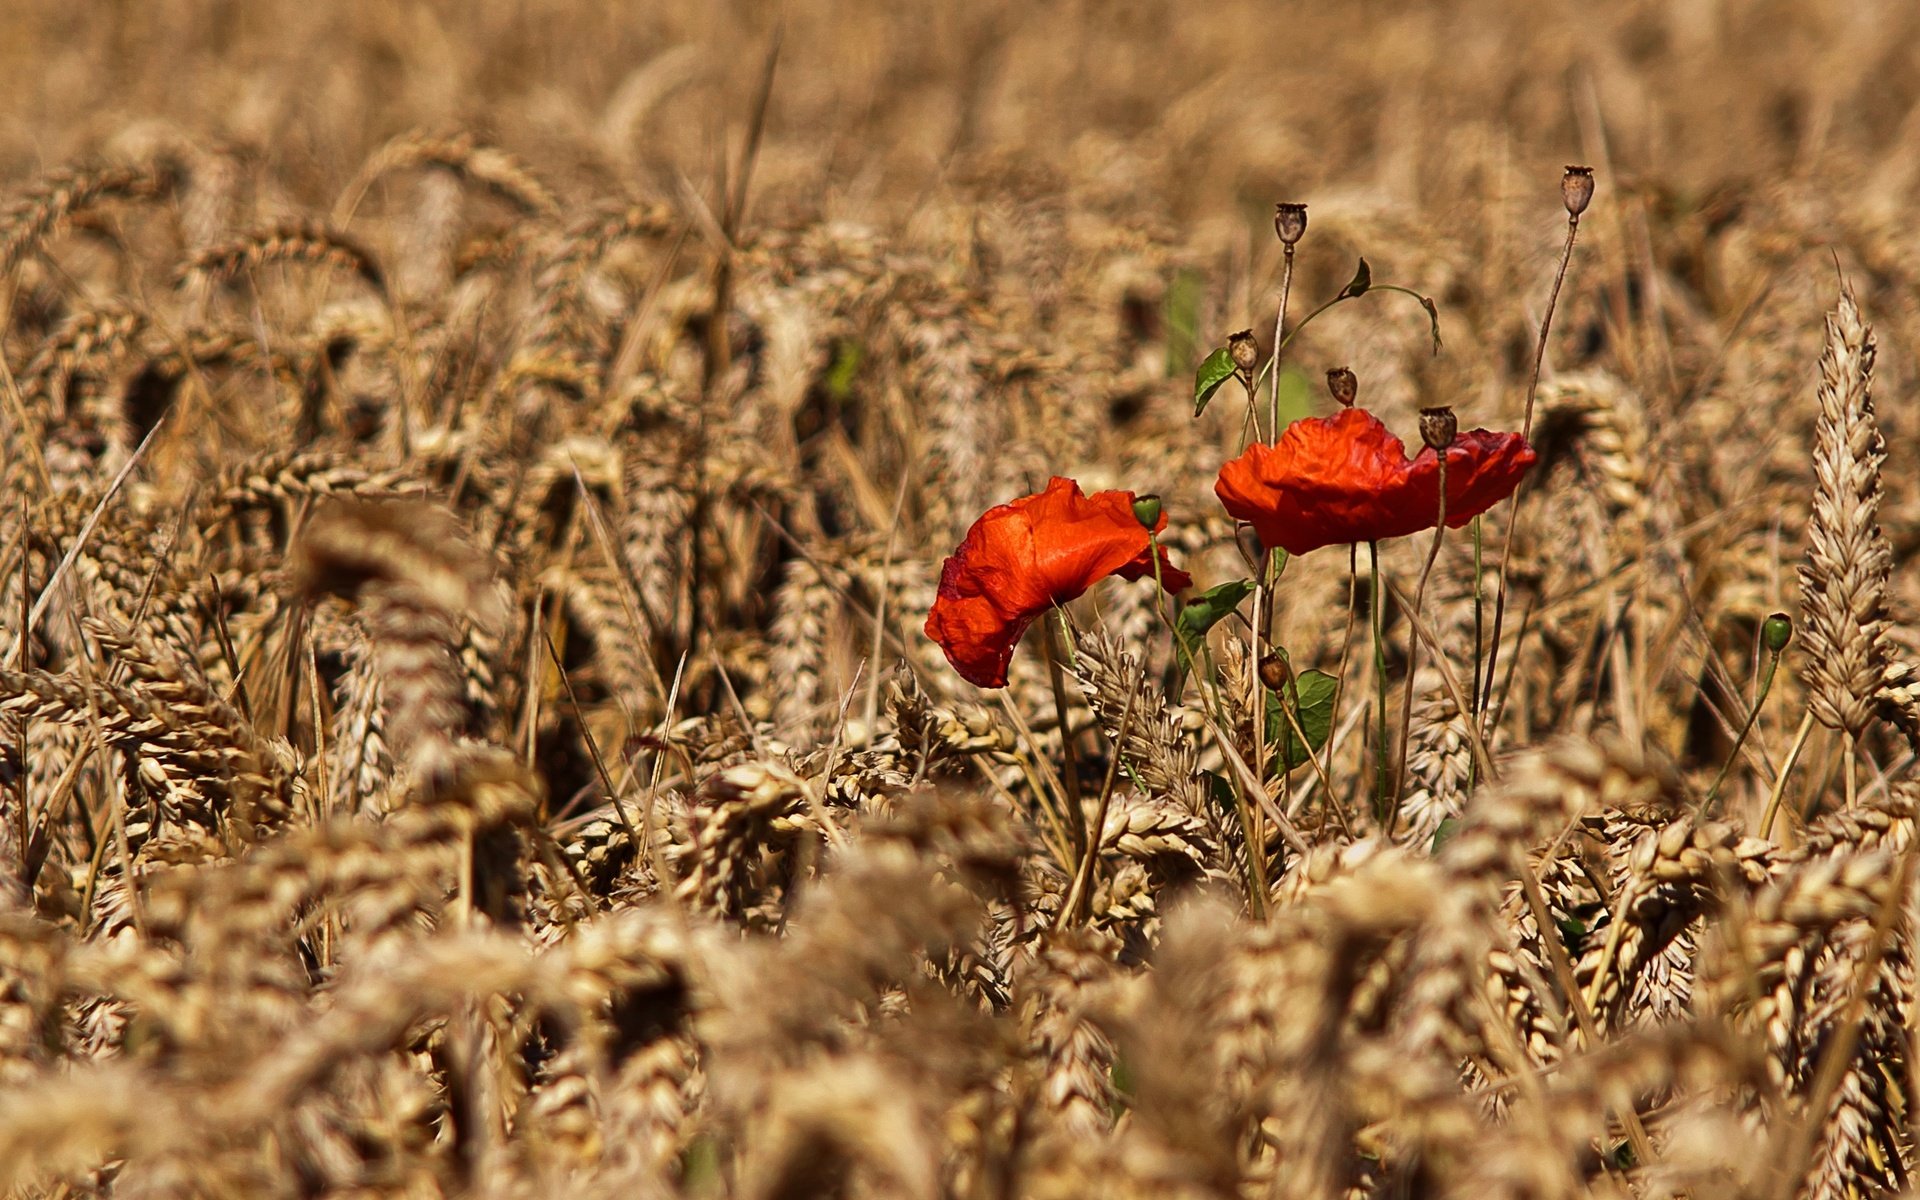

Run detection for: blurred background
[[8, 0, 1920, 425], [10, 0, 1919, 252], [8, 0, 1920, 767]]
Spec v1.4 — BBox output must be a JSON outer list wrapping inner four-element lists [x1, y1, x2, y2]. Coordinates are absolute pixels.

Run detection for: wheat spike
[[1799, 287, 1894, 736]]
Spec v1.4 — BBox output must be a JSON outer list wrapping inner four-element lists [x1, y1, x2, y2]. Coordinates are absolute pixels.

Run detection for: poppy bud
[[1561, 166, 1595, 218], [1326, 366, 1358, 408], [1258, 653, 1291, 690], [1273, 203, 1308, 247], [1131, 493, 1163, 530], [1763, 611, 1793, 654], [1419, 406, 1458, 451], [1228, 329, 1259, 375]]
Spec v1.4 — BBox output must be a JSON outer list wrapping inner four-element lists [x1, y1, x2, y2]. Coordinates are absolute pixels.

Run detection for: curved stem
[[1479, 212, 1582, 725], [1698, 649, 1781, 817], [1274, 285, 1439, 357]]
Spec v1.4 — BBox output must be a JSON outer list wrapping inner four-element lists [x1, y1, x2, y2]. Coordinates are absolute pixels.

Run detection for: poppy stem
[[1469, 517, 1485, 708], [1056, 679, 1138, 930], [1368, 541, 1390, 824], [1479, 202, 1583, 728], [1041, 611, 1089, 863], [1269, 243, 1296, 440], [1273, 285, 1443, 361], [1698, 640, 1783, 818], [1249, 576, 1271, 858], [1324, 545, 1361, 830], [1392, 457, 1449, 835]]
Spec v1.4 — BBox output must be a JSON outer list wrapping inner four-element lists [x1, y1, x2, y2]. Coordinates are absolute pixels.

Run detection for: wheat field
[[5, 1, 1920, 1196]]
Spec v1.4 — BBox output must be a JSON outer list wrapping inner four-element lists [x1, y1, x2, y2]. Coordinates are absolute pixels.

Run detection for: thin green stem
[[1470, 517, 1485, 712], [1040, 614, 1087, 864], [1369, 541, 1389, 823], [1265, 285, 1440, 363], [1392, 457, 1449, 833], [1324, 545, 1361, 829], [1699, 648, 1782, 817]]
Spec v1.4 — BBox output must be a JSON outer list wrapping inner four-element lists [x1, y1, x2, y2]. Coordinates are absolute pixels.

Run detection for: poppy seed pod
[[1274, 203, 1308, 247], [1258, 653, 1291, 690], [1131, 493, 1163, 529], [1419, 406, 1458, 451], [1763, 612, 1793, 654], [1562, 166, 1595, 218], [1326, 366, 1358, 408], [1228, 330, 1259, 374]]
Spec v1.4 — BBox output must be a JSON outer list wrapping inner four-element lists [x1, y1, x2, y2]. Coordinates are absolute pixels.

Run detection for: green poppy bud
[[1131, 493, 1163, 530]]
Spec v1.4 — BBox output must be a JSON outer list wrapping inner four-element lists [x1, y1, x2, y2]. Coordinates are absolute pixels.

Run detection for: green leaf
[[1174, 578, 1254, 670], [1430, 816, 1460, 853], [1193, 346, 1238, 416], [1177, 579, 1254, 638], [1337, 256, 1372, 299], [1264, 668, 1336, 771]]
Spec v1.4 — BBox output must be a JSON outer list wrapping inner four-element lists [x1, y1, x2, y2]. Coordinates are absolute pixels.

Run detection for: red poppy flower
[[1214, 407, 1535, 556], [926, 477, 1193, 688]]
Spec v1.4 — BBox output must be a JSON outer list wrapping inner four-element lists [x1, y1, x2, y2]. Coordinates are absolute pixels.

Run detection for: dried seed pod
[[1562, 166, 1595, 218], [1258, 653, 1290, 690], [1228, 329, 1259, 374], [1273, 202, 1308, 246], [1419, 406, 1458, 451], [1326, 366, 1358, 408]]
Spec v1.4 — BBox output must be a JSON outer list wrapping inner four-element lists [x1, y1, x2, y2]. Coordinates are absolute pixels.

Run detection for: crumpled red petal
[[1214, 408, 1535, 556], [926, 477, 1192, 687]]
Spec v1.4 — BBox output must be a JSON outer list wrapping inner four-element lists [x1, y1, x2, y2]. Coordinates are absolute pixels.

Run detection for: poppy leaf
[[1193, 346, 1238, 416], [1174, 578, 1254, 666], [1337, 256, 1372, 300], [1264, 668, 1336, 770]]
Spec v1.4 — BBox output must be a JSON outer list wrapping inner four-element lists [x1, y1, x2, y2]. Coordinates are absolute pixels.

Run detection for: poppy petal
[[926, 477, 1190, 687], [1214, 408, 1534, 555]]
